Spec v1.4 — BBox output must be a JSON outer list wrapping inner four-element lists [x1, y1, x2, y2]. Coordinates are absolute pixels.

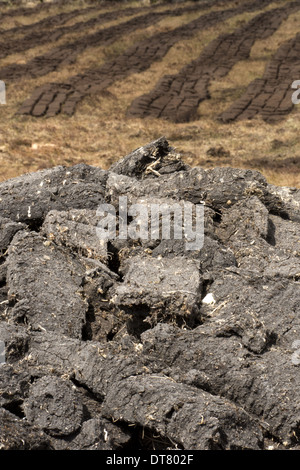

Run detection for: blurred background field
[[0, 0, 299, 187]]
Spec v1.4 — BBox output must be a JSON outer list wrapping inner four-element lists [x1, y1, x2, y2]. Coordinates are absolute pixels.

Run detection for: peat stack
[[0, 137, 300, 450]]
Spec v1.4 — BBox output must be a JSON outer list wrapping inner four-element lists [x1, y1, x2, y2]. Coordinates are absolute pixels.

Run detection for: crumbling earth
[[0, 137, 300, 450]]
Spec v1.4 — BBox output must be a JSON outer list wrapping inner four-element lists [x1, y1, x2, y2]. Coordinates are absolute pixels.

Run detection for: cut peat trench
[[127, 1, 300, 123], [1, 5, 99, 37], [15, 0, 277, 118], [0, 5, 148, 61], [0, 1, 54, 22], [0, 1, 222, 83], [218, 30, 300, 123], [0, 1, 96, 34]]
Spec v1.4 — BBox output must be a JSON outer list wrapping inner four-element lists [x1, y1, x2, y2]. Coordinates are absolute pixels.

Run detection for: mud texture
[[0, 137, 300, 450], [16, 0, 277, 118], [127, 1, 300, 122]]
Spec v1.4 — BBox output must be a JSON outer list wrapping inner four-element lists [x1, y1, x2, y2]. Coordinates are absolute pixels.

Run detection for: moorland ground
[[0, 0, 299, 187]]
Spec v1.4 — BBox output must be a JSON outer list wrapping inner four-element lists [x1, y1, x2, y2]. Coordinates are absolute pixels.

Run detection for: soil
[[1, 137, 300, 450], [15, 0, 277, 117], [128, 1, 300, 122], [219, 28, 300, 123]]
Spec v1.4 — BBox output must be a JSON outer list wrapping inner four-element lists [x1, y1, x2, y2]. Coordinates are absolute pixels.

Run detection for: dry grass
[[0, 0, 299, 189]]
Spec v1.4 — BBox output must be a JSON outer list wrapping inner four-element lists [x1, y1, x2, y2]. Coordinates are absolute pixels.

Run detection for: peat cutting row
[[15, 0, 278, 118], [128, 1, 300, 123]]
